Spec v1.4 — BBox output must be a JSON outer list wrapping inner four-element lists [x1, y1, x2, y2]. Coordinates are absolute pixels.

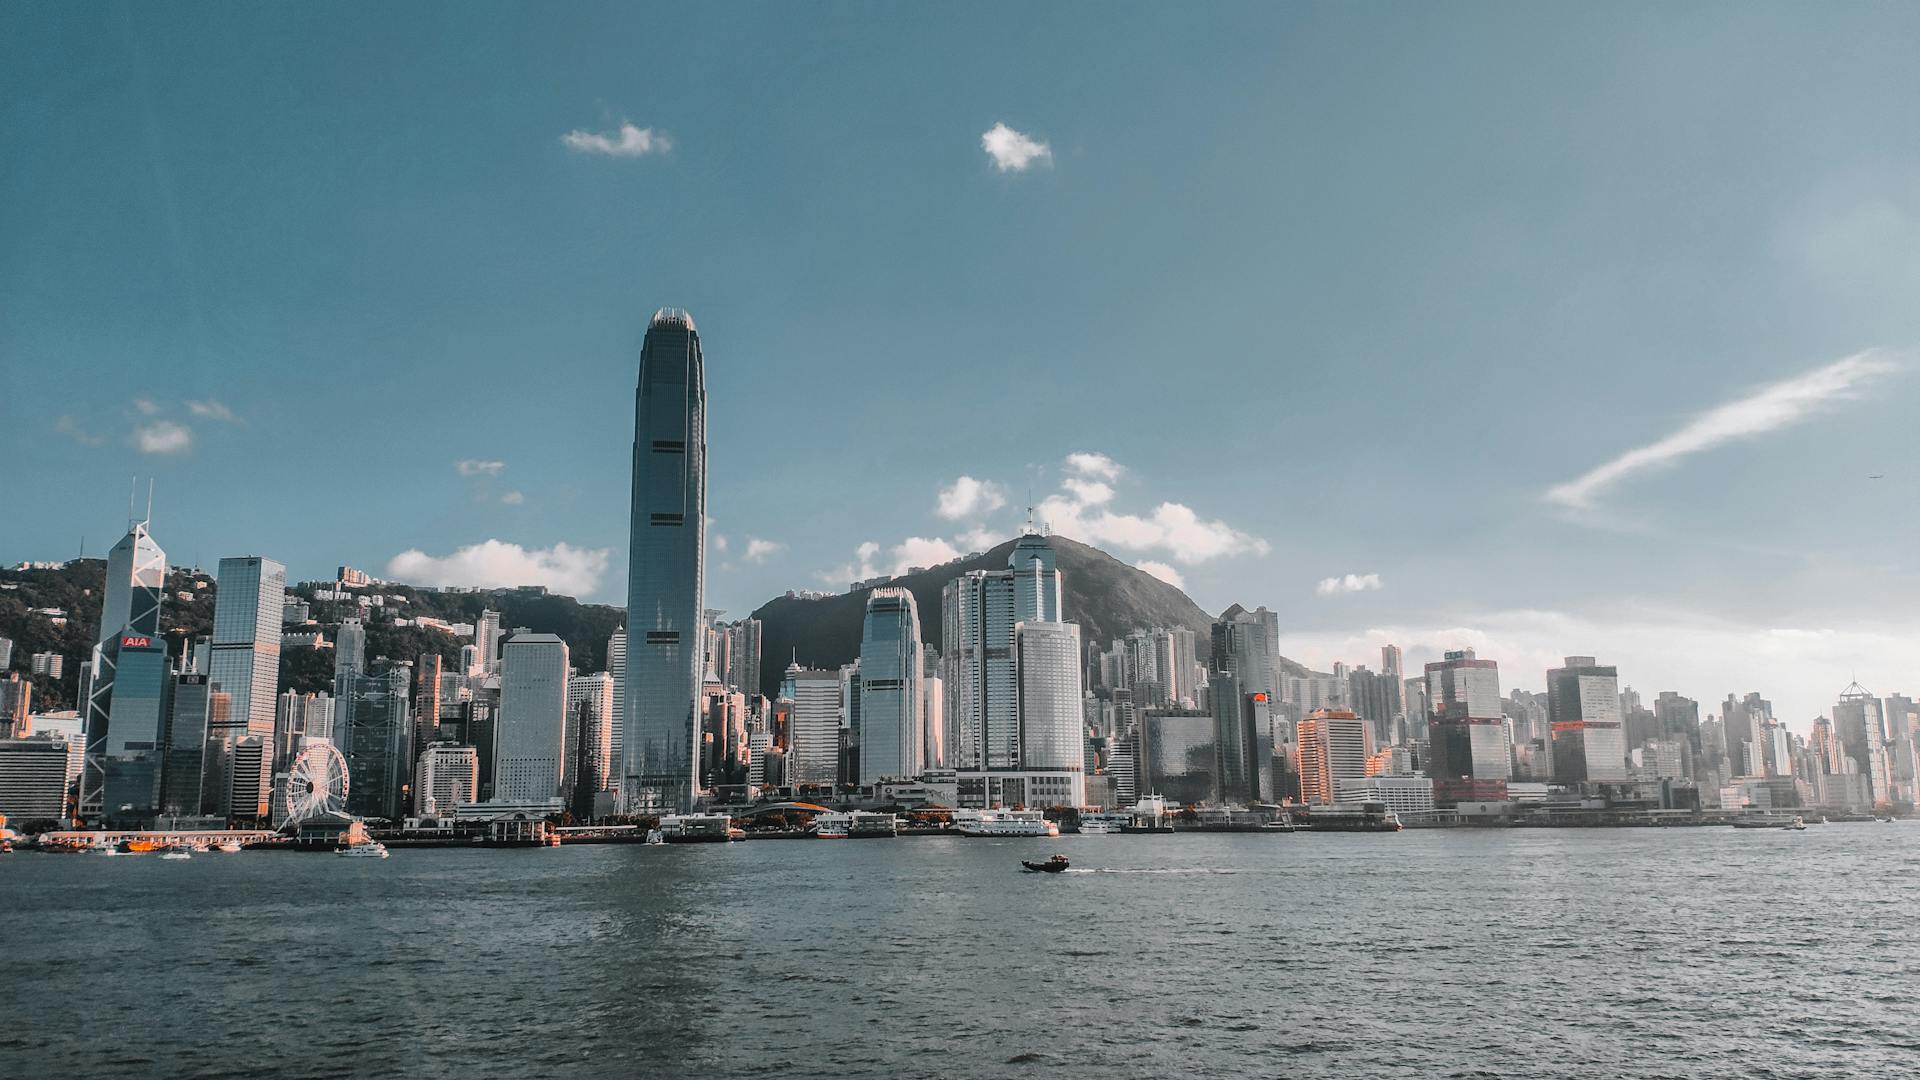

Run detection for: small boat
[[643, 828, 665, 846], [117, 838, 157, 853], [159, 847, 191, 860], [1784, 816, 1807, 831], [215, 840, 243, 854], [1021, 854, 1070, 874], [336, 841, 389, 858]]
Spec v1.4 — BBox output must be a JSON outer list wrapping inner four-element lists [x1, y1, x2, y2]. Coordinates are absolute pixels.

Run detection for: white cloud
[[131, 420, 192, 455], [955, 524, 1001, 551], [1274, 606, 1920, 732], [890, 536, 962, 575], [500, 491, 524, 505], [385, 539, 610, 598], [455, 459, 506, 477], [133, 398, 160, 416], [713, 534, 730, 553], [1317, 573, 1383, 596], [1546, 350, 1902, 510], [1060, 478, 1113, 505], [562, 121, 671, 157], [1135, 560, 1186, 589], [1039, 494, 1268, 565], [185, 399, 240, 424], [744, 537, 783, 564], [54, 415, 106, 447], [1064, 451, 1122, 481], [820, 536, 967, 585], [937, 475, 1008, 520], [981, 122, 1051, 172]]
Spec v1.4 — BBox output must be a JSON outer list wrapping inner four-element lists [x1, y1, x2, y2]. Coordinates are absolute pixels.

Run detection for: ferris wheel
[[284, 742, 350, 824]]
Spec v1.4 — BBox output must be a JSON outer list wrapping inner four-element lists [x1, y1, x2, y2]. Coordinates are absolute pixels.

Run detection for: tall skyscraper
[[161, 673, 213, 816], [1547, 656, 1628, 783], [204, 556, 284, 819], [1297, 707, 1373, 805], [625, 309, 707, 813], [496, 634, 569, 802], [335, 617, 366, 681], [208, 556, 286, 742], [1832, 682, 1890, 808], [80, 517, 169, 823], [1013, 620, 1085, 808], [568, 670, 617, 802], [474, 610, 502, 674], [858, 588, 924, 784], [340, 668, 411, 820], [1425, 649, 1509, 806], [785, 662, 842, 789]]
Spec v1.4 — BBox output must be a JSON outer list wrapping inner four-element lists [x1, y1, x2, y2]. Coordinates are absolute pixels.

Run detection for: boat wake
[[1062, 867, 1249, 875]]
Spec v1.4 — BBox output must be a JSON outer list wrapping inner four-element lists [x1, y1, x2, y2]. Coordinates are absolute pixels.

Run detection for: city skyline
[[7, 5, 1920, 727]]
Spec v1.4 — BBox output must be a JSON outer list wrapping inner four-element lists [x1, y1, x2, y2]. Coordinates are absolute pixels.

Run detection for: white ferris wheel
[[284, 742, 350, 824]]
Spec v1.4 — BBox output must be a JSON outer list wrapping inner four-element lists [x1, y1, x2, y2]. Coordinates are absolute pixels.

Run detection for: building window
[[650, 513, 685, 526]]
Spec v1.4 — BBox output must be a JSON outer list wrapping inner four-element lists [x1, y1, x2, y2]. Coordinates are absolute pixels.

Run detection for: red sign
[[1252, 693, 1267, 702], [121, 635, 153, 649]]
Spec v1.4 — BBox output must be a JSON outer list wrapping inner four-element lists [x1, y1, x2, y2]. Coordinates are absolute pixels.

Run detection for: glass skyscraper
[[625, 309, 706, 813], [80, 518, 168, 821], [857, 588, 923, 784], [209, 556, 286, 740]]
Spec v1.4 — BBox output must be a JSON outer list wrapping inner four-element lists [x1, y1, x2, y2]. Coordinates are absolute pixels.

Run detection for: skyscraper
[[206, 557, 285, 819], [785, 662, 842, 789], [208, 556, 286, 742], [80, 516, 169, 820], [1832, 683, 1890, 808], [340, 668, 410, 821], [497, 634, 570, 802], [1547, 656, 1628, 784], [1297, 707, 1373, 805], [1425, 649, 1509, 806], [1013, 620, 1085, 808], [335, 617, 366, 681], [625, 309, 707, 813], [474, 610, 502, 674], [857, 588, 923, 784]]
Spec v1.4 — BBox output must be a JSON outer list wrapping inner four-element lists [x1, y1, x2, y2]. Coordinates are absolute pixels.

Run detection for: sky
[[4, 3, 1919, 726]]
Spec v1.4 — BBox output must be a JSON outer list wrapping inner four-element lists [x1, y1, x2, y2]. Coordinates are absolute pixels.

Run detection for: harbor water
[[2, 825, 1914, 1079]]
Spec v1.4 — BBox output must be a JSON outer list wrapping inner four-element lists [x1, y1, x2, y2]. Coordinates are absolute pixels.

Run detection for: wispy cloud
[[500, 491, 524, 505], [54, 415, 106, 447], [562, 121, 671, 158], [1065, 451, 1121, 481], [1546, 350, 1902, 510], [131, 420, 193, 455], [1317, 573, 1382, 596], [133, 398, 161, 416], [744, 537, 783, 564], [185, 399, 241, 424], [455, 459, 506, 477], [386, 539, 610, 598], [936, 475, 1007, 520], [981, 122, 1051, 172]]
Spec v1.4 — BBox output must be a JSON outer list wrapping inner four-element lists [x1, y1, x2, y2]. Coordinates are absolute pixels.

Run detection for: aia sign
[[120, 635, 153, 649]]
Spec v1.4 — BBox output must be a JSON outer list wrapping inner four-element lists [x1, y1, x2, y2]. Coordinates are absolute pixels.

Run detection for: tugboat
[[1021, 854, 1071, 874]]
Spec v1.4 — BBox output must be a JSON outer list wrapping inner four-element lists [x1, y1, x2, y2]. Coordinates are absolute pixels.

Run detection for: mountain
[[747, 535, 1305, 701]]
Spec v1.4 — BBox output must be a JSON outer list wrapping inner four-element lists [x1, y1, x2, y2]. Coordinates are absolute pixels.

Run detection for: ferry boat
[[1121, 795, 1174, 833], [117, 838, 158, 854], [659, 813, 736, 843], [1293, 802, 1404, 832], [952, 809, 1059, 838], [810, 811, 898, 838], [159, 847, 191, 860], [1077, 812, 1129, 834], [811, 815, 850, 839], [215, 840, 244, 853], [337, 841, 390, 858]]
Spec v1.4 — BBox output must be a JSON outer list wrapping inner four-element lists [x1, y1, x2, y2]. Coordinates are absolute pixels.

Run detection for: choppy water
[[3, 825, 1915, 1079]]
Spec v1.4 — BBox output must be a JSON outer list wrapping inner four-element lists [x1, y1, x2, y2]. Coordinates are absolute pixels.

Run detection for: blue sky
[[5, 3, 1919, 723]]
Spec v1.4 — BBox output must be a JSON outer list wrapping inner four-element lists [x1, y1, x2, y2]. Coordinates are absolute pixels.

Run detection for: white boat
[[215, 840, 243, 853], [337, 841, 389, 858], [953, 809, 1059, 838], [811, 813, 851, 839], [1077, 812, 1129, 834], [158, 848, 191, 860], [643, 828, 665, 846]]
